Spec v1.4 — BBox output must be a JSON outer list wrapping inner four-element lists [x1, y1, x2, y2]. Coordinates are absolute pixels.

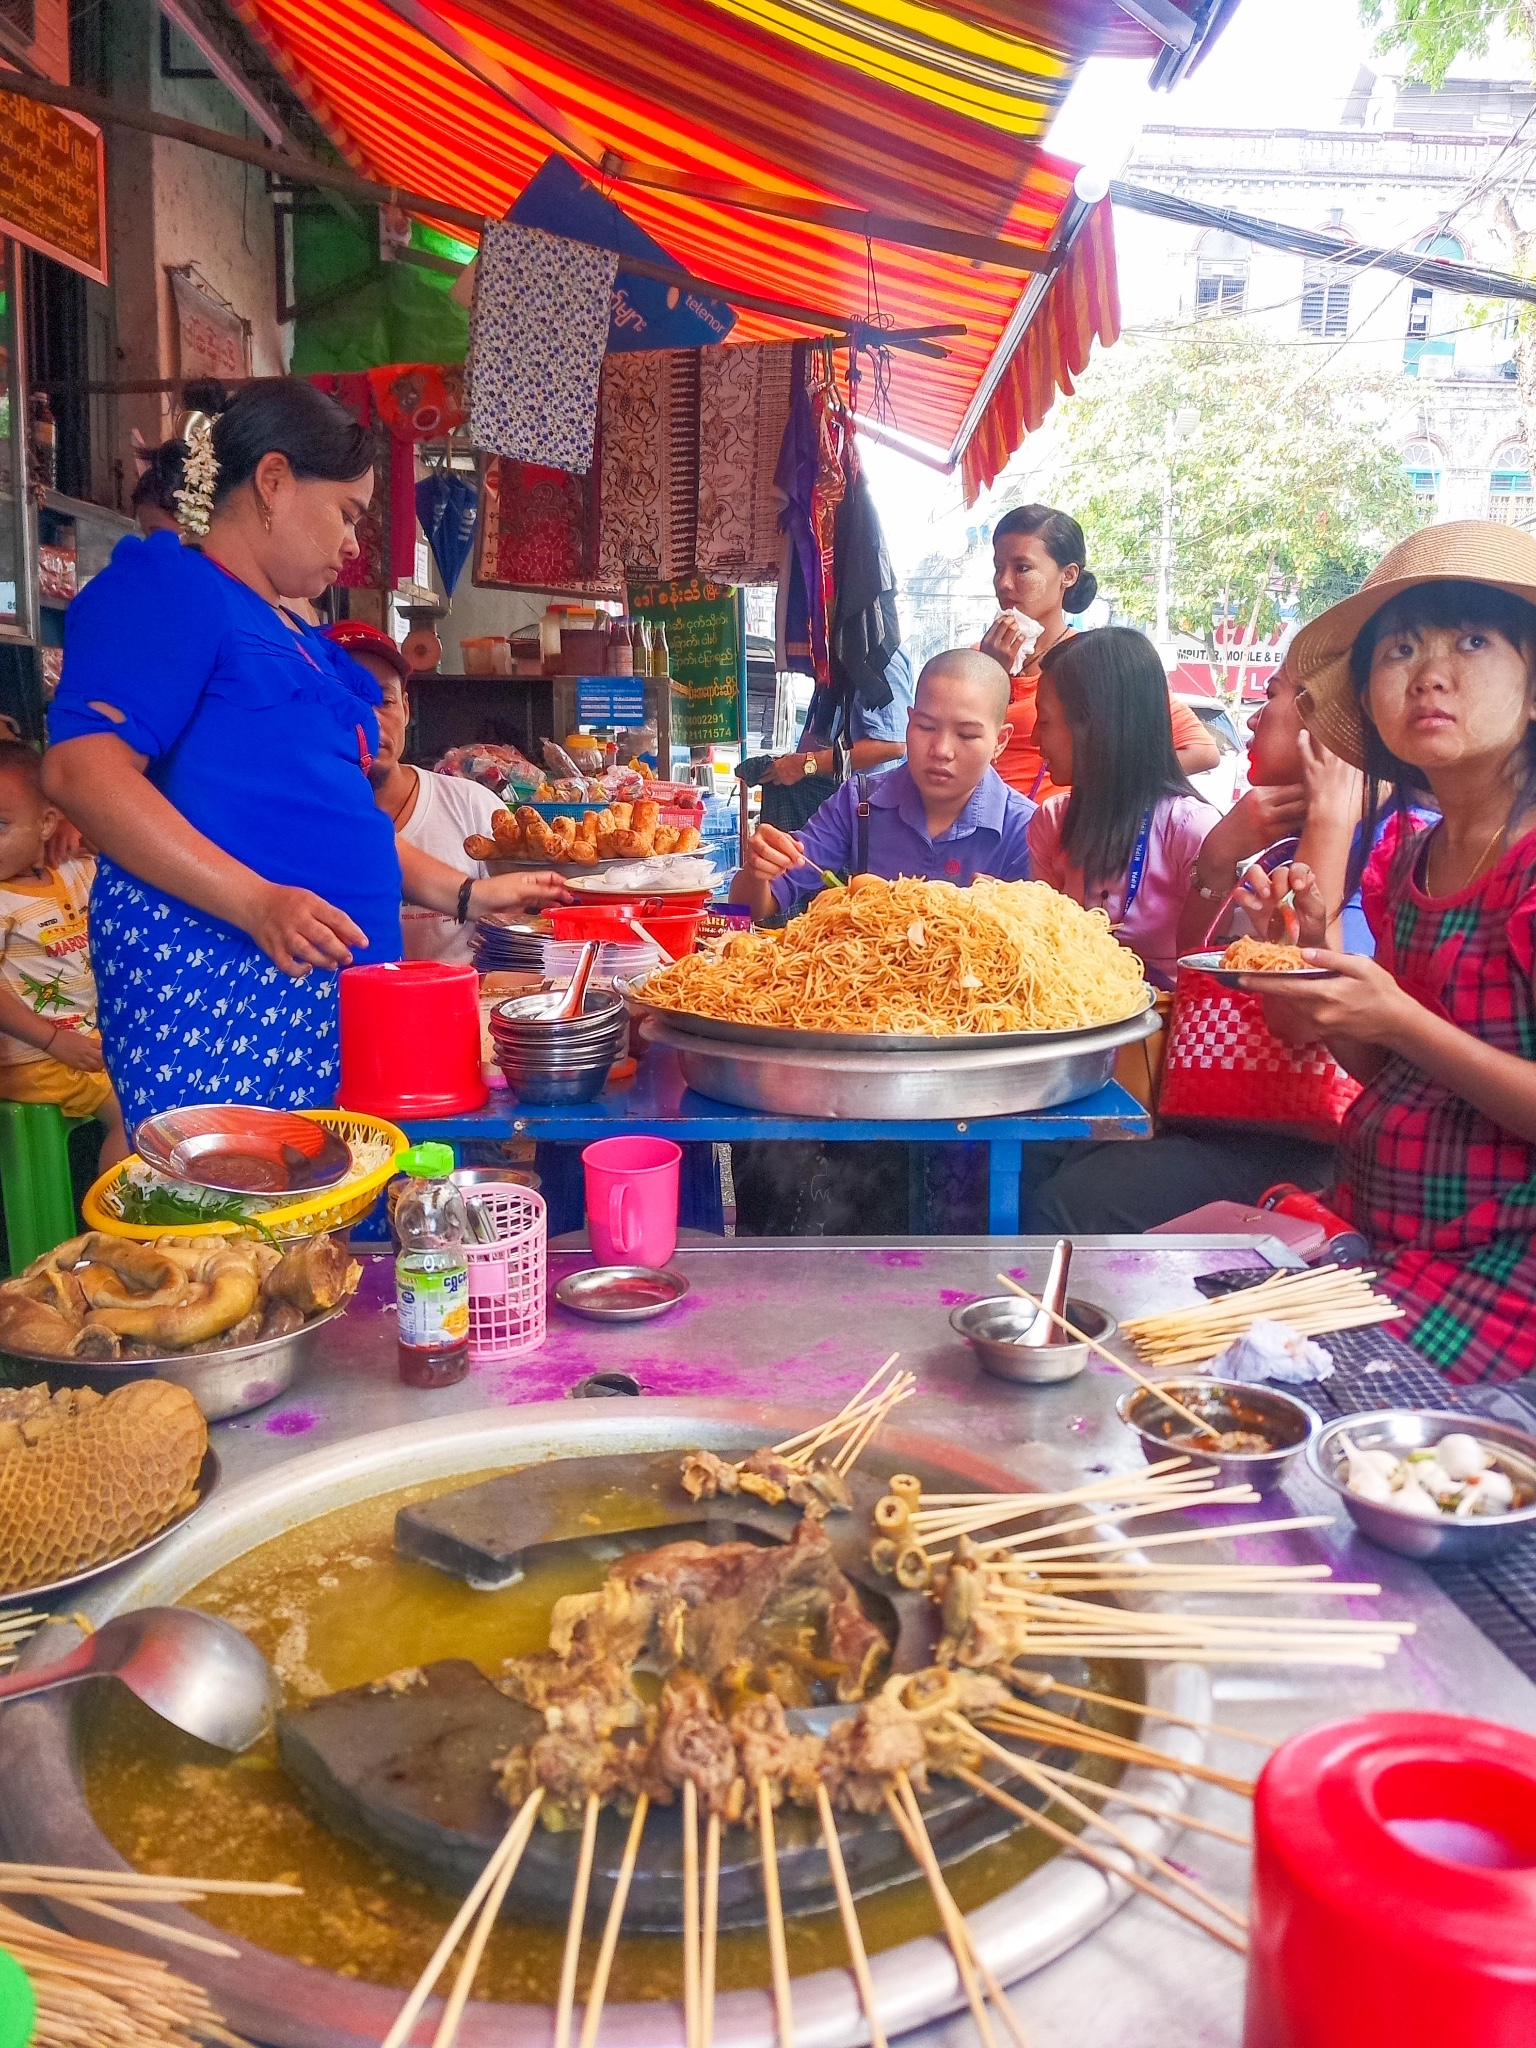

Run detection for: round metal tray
[[644, 1004, 1159, 1120], [555, 1265, 690, 1320], [1177, 951, 1337, 988], [0, 1447, 220, 1606], [622, 973, 1156, 1053], [0, 1302, 350, 1423], [0, 1399, 1209, 2048]]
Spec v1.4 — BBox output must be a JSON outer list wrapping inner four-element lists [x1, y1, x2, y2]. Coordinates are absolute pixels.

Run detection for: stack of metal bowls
[[488, 989, 628, 1103]]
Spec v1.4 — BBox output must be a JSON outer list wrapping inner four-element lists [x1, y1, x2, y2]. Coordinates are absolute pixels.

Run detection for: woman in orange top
[[979, 504, 1219, 799]]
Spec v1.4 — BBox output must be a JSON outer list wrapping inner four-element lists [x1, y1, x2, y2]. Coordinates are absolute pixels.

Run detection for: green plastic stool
[[0, 1947, 35, 2048], [0, 1100, 89, 1275]]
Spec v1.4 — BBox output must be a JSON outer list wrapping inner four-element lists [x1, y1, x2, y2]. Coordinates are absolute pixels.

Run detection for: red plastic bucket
[[1246, 1712, 1536, 2048], [338, 961, 488, 1118]]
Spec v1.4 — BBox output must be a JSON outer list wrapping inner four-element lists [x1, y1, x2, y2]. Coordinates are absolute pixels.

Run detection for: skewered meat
[[729, 1694, 823, 1811], [680, 1446, 852, 1514], [647, 1671, 739, 1816]]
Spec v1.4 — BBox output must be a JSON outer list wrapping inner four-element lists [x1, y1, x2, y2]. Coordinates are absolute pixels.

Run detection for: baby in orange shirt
[[0, 743, 126, 1167]]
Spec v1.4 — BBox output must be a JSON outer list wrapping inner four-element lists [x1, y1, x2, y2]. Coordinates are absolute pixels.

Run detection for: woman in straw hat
[[1259, 520, 1536, 1383]]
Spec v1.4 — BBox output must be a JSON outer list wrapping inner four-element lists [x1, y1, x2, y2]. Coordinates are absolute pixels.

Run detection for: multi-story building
[[1115, 68, 1535, 527]]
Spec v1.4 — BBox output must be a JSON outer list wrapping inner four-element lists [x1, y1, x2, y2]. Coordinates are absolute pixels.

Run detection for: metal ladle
[[523, 939, 602, 1022], [0, 1607, 279, 1752]]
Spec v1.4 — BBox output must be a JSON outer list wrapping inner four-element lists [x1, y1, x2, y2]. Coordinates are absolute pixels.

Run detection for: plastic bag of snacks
[[435, 743, 543, 793]]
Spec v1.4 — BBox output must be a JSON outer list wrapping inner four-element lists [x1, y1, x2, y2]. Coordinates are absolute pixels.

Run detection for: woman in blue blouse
[[45, 380, 564, 1125]]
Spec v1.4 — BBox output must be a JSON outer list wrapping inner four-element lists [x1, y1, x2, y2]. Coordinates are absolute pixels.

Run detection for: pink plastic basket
[[464, 1183, 548, 1361]]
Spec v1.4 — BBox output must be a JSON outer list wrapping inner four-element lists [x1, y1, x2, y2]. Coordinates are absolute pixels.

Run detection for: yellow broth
[[80, 1473, 1136, 2001]]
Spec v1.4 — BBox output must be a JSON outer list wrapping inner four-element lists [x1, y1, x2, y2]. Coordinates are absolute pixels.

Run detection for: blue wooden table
[[401, 1044, 1149, 1234]]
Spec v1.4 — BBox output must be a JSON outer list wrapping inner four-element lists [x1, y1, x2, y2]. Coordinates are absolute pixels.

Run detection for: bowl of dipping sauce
[[1309, 1409, 1536, 1561], [950, 1296, 1117, 1386], [1117, 1377, 1318, 1495]]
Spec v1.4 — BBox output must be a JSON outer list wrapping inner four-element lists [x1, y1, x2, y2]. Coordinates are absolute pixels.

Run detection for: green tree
[[1359, 2, 1536, 87], [1026, 329, 1422, 690]]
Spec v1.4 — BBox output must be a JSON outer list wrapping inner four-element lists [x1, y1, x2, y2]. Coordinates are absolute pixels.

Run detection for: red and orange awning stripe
[[232, 0, 1148, 466]]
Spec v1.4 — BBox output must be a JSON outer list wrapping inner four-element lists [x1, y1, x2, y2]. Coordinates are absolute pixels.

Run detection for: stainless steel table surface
[[208, 1234, 1536, 2048]]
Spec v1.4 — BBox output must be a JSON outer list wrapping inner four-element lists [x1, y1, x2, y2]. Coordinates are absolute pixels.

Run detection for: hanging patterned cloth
[[476, 455, 616, 597], [695, 343, 795, 584], [468, 222, 618, 473], [597, 350, 699, 586]]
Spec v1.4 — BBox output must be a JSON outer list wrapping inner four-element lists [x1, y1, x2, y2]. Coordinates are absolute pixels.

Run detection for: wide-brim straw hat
[[1290, 521, 1536, 767]]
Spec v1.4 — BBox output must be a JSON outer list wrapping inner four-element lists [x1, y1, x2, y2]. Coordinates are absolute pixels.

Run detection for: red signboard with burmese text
[[0, 84, 107, 285]]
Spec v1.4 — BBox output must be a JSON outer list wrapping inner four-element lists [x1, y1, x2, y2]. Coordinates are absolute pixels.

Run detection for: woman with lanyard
[[980, 504, 1218, 801], [1025, 627, 1220, 984], [44, 379, 567, 1127]]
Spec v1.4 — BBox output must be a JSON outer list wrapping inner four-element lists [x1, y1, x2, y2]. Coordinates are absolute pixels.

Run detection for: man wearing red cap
[[324, 622, 557, 962]]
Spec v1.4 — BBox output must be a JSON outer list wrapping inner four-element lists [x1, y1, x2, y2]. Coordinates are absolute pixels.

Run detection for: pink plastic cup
[[583, 1136, 681, 1269]]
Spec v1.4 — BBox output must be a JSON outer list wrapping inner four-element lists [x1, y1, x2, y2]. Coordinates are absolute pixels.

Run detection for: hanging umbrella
[[415, 470, 478, 595]]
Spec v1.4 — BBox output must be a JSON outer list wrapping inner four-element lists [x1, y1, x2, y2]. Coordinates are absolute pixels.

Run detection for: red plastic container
[[546, 903, 703, 959], [1247, 1712, 1536, 2048], [338, 961, 488, 1118]]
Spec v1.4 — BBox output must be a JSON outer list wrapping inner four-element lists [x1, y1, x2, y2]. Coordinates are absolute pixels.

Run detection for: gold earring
[[257, 495, 272, 532]]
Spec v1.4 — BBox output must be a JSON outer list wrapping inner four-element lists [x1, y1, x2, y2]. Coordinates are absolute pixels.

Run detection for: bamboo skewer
[[553, 1794, 601, 2048], [683, 1780, 702, 2048], [382, 1791, 545, 2048], [814, 1783, 887, 2048], [772, 1355, 909, 1468], [890, 1771, 1031, 2048], [951, 1768, 1246, 1954], [883, 1783, 999, 2048], [981, 1513, 1340, 1566], [1120, 1264, 1402, 1365], [981, 1706, 1255, 1797], [758, 1779, 796, 2048], [955, 1719, 1248, 1936], [0, 1861, 303, 1895], [1019, 1764, 1251, 1847], [0, 1899, 242, 2048], [1006, 1670, 1279, 1750], [432, 1789, 546, 2048], [49, 1894, 240, 1958], [702, 1810, 721, 2048], [577, 1794, 650, 2048], [994, 1275, 1222, 1443]]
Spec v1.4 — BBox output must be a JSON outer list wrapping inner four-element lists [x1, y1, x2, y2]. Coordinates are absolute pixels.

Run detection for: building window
[[1300, 263, 1351, 337], [1195, 232, 1248, 317], [1489, 445, 1534, 524], [1402, 441, 1442, 510]]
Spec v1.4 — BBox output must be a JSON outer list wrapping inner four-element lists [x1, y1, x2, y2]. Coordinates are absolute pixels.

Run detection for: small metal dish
[[1117, 1378, 1318, 1496], [555, 1266, 690, 1321], [1309, 1409, 1536, 1561], [0, 1447, 220, 1607], [950, 1297, 1117, 1386], [134, 1105, 353, 1195]]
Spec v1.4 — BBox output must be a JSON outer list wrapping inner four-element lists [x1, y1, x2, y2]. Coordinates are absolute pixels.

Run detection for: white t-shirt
[[396, 771, 504, 964]]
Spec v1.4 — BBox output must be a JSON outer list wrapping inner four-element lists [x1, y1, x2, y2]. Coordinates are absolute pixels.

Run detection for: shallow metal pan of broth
[[0, 1399, 1212, 2048], [619, 972, 1157, 1053]]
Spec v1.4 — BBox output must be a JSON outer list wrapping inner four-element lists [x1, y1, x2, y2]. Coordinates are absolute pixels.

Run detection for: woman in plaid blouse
[[1259, 524, 1536, 1384]]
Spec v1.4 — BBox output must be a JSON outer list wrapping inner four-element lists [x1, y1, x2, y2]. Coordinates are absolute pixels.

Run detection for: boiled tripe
[[0, 1378, 207, 1592]]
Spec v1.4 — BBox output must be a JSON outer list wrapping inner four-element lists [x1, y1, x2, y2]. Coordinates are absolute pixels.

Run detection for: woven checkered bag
[[1156, 967, 1361, 1140]]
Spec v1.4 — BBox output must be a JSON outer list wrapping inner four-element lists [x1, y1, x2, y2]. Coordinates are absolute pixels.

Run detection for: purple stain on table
[[938, 1288, 976, 1307], [264, 1408, 320, 1437]]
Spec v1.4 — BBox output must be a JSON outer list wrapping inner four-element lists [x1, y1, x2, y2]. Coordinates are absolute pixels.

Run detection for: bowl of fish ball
[[950, 1296, 1117, 1385], [1117, 1378, 1319, 1495], [1309, 1410, 1536, 1560], [0, 1232, 361, 1421]]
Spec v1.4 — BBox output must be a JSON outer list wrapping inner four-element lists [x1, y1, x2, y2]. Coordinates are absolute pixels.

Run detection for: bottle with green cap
[[393, 1144, 470, 1389], [0, 1948, 35, 2048]]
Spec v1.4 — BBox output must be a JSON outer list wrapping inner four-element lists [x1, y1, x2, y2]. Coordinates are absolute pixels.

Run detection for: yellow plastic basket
[[82, 1108, 410, 1242]]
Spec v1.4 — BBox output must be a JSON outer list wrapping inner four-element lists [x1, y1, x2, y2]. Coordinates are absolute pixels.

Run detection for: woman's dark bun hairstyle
[[208, 378, 376, 505], [992, 502, 1098, 614], [130, 439, 187, 517]]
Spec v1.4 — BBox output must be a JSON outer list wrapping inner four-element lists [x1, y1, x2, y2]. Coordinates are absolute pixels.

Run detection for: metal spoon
[[520, 939, 603, 1022], [0, 1607, 279, 1752], [1020, 1239, 1073, 1348]]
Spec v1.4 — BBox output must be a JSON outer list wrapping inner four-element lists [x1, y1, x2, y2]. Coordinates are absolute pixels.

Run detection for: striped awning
[[232, 0, 1163, 464]]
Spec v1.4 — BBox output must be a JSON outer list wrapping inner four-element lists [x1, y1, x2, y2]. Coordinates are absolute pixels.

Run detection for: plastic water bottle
[[394, 1143, 470, 1387]]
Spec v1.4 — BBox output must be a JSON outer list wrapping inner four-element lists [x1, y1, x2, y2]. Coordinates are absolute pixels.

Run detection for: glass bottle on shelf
[[29, 392, 56, 495], [653, 622, 670, 678], [610, 616, 633, 677]]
